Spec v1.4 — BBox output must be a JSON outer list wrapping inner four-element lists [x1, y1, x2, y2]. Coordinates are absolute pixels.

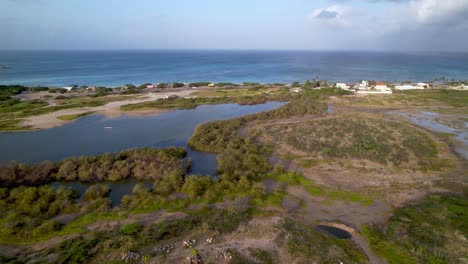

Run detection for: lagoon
[[0, 102, 284, 204]]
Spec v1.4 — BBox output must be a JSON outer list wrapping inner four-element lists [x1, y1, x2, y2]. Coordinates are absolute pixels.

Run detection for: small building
[[291, 88, 302, 93], [62, 86, 75, 91], [417, 83, 429, 88], [357, 81, 369, 90], [208, 83, 215, 87], [146, 84, 157, 89], [395, 85, 424, 90], [336, 83, 349, 89], [375, 82, 388, 91], [87, 86, 97, 91]]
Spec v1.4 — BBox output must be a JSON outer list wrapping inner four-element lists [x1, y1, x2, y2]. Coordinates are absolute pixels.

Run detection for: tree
[[138, 83, 152, 89], [157, 83, 168, 89], [172, 82, 185, 88], [182, 176, 214, 198]]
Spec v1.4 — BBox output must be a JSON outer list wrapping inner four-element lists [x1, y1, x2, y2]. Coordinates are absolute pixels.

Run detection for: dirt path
[[22, 89, 195, 130]]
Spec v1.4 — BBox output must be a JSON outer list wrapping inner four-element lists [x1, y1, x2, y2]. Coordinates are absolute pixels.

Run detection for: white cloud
[[307, 5, 351, 27], [379, 0, 468, 32]]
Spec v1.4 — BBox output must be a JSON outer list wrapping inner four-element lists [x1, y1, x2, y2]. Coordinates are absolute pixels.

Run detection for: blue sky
[[1, 0, 467, 51]]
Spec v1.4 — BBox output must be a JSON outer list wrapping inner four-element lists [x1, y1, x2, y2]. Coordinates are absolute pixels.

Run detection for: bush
[[120, 223, 142, 236], [122, 89, 140, 95], [83, 184, 110, 201], [189, 82, 211, 87], [33, 220, 61, 236], [55, 236, 100, 264], [0, 147, 188, 187], [182, 176, 214, 198], [172, 82, 185, 88]]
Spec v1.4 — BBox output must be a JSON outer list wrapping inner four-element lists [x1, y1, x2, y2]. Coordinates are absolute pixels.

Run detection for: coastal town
[[55, 78, 468, 96]]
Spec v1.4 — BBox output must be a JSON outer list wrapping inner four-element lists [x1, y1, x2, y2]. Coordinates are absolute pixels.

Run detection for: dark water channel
[[0, 102, 285, 205], [316, 225, 352, 239]]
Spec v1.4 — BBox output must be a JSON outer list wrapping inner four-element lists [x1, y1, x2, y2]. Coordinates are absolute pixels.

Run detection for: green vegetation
[[188, 96, 327, 152], [29, 208, 249, 263], [282, 219, 367, 263], [57, 111, 94, 121], [122, 88, 140, 94], [54, 236, 100, 264], [0, 85, 29, 101], [0, 86, 464, 263], [215, 82, 239, 87], [0, 94, 140, 131], [124, 86, 351, 112], [0, 147, 189, 187], [188, 82, 211, 87], [120, 223, 142, 236], [0, 99, 48, 114], [172, 82, 185, 88], [0, 119, 31, 131], [363, 194, 468, 264], [0, 185, 78, 243], [268, 170, 372, 205], [48, 88, 68, 94], [262, 115, 446, 170], [346, 89, 468, 108], [121, 93, 293, 111], [394, 89, 468, 107]]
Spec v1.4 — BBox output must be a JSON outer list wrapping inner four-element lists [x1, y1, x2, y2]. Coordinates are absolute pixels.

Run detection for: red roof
[[376, 82, 386, 85]]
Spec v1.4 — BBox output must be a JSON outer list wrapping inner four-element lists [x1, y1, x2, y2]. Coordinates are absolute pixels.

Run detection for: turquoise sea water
[[1, 50, 467, 86]]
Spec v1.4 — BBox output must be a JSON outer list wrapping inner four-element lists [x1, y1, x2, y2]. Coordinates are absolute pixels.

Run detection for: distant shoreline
[[1, 50, 467, 87]]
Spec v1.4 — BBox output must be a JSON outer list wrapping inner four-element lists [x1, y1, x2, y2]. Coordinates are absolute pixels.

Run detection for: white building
[[291, 88, 302, 93], [452, 84, 468, 90], [357, 90, 392, 94], [336, 83, 349, 90], [395, 85, 424, 90], [62, 86, 75, 91], [357, 81, 369, 90], [417, 83, 429, 88]]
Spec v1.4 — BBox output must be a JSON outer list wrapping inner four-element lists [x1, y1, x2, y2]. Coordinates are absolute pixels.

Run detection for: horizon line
[[1, 48, 468, 54]]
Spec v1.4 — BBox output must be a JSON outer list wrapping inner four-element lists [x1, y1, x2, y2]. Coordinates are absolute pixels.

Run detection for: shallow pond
[[399, 111, 468, 159], [0, 102, 285, 204], [49, 179, 153, 207], [316, 225, 352, 239]]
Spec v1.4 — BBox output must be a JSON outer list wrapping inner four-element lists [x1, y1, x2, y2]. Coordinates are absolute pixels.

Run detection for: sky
[[1, 0, 467, 51]]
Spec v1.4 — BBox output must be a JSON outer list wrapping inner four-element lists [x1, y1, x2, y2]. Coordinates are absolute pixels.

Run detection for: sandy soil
[[22, 89, 196, 130]]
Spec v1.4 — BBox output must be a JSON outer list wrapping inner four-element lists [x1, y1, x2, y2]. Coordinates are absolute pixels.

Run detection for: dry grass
[[260, 114, 450, 171]]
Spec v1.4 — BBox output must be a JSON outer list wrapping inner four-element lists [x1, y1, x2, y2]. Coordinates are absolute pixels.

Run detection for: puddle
[[420, 111, 439, 116], [394, 111, 468, 160], [316, 225, 352, 239], [327, 105, 334, 114]]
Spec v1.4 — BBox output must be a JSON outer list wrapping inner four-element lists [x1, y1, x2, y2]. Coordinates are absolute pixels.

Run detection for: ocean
[[0, 50, 467, 87]]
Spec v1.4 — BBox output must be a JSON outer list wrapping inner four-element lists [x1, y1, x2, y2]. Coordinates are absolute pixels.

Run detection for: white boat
[[104, 126, 113, 129]]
